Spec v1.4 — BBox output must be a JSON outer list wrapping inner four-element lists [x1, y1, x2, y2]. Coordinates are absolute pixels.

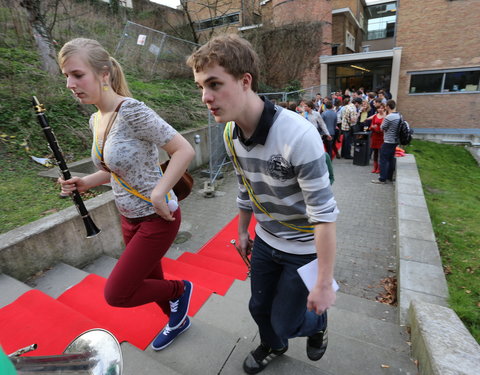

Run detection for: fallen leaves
[[465, 267, 475, 274], [376, 276, 397, 305], [40, 208, 59, 216], [443, 265, 452, 275]]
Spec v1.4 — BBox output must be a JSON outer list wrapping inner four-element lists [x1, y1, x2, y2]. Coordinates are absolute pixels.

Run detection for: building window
[[195, 12, 240, 31], [345, 31, 355, 51], [366, 2, 396, 40], [409, 68, 480, 94]]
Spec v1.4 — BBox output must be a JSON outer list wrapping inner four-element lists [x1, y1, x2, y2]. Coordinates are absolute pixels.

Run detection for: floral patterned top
[[90, 98, 177, 218]]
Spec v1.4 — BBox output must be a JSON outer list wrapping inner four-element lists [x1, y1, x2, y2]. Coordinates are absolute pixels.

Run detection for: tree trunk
[[20, 0, 59, 76]]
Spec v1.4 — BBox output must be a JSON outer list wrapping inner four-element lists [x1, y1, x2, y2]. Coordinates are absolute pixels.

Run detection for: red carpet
[[176, 252, 249, 281], [0, 290, 97, 355], [57, 274, 169, 350], [162, 258, 234, 296], [0, 215, 255, 354], [198, 215, 256, 265]]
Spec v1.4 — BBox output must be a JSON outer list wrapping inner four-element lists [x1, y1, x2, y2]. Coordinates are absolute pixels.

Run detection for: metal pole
[[151, 32, 167, 75]]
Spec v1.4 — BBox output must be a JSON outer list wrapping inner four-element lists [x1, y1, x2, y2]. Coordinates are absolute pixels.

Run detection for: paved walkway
[[169, 157, 397, 303]]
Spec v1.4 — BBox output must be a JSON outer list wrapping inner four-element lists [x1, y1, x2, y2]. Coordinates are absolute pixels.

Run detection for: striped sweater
[[225, 101, 339, 255]]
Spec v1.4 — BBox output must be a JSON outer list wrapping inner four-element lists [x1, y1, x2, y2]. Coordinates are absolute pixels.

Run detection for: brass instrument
[[231, 239, 252, 276], [9, 329, 122, 375]]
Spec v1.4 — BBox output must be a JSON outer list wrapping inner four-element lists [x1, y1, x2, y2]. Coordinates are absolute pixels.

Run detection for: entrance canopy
[[320, 48, 402, 99]]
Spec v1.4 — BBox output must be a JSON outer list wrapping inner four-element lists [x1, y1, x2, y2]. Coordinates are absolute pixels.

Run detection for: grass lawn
[[0, 153, 97, 234], [405, 139, 480, 343]]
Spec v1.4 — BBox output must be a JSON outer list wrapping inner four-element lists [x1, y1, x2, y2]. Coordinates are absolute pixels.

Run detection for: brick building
[[320, 0, 480, 129], [156, 0, 479, 128], [395, 0, 480, 129]]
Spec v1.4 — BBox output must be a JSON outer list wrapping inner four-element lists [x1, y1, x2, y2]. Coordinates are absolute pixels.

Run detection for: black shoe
[[344, 156, 353, 159], [243, 343, 288, 374], [306, 327, 328, 361]]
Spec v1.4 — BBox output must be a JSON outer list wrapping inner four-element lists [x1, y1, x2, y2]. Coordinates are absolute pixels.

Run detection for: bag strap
[[224, 122, 314, 233], [94, 100, 173, 206], [100, 100, 125, 171]]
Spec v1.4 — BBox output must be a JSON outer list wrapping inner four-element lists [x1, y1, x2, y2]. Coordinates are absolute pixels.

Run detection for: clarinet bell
[[84, 216, 101, 238]]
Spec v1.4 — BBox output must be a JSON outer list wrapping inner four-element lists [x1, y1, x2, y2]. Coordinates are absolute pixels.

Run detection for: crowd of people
[[274, 86, 400, 184]]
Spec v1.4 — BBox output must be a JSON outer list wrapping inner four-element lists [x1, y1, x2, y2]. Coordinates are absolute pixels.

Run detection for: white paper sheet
[[297, 258, 339, 292]]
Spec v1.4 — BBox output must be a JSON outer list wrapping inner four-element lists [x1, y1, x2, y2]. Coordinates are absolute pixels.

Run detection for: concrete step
[[328, 307, 411, 354], [222, 337, 334, 375], [26, 262, 89, 298], [335, 291, 397, 324], [83, 254, 117, 278], [144, 316, 331, 375], [121, 342, 181, 375], [0, 273, 31, 308], [288, 330, 417, 375], [144, 317, 242, 374], [194, 276, 416, 374], [193, 284, 258, 341]]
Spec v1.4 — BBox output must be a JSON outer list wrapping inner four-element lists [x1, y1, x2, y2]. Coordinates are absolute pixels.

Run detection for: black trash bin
[[353, 132, 371, 166]]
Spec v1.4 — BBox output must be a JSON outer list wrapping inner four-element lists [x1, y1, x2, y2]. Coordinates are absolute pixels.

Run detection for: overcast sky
[[150, 0, 181, 8]]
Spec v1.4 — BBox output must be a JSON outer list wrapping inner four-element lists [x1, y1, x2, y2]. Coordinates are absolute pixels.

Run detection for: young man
[[321, 100, 338, 158], [187, 35, 338, 374], [303, 100, 330, 139], [372, 99, 400, 184], [340, 97, 362, 159]]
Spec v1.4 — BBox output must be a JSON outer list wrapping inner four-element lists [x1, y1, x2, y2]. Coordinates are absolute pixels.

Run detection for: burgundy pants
[[104, 209, 184, 316]]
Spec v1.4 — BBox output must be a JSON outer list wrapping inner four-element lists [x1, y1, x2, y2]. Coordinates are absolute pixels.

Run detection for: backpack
[[397, 114, 413, 145]]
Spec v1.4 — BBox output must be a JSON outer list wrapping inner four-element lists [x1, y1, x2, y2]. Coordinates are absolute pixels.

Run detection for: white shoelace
[[169, 299, 179, 312], [162, 325, 173, 336]]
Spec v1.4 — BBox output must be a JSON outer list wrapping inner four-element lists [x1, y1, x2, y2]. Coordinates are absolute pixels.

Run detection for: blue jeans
[[341, 130, 352, 158], [379, 142, 397, 182], [249, 235, 327, 349]]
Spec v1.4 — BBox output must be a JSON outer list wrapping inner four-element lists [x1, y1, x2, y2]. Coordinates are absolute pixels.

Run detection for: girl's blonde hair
[[58, 38, 132, 97]]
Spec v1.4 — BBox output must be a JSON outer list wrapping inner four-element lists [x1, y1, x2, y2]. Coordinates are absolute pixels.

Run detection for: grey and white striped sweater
[[225, 104, 339, 255]]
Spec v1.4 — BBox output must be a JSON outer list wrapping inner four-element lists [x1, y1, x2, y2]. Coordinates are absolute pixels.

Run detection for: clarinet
[[32, 96, 101, 238]]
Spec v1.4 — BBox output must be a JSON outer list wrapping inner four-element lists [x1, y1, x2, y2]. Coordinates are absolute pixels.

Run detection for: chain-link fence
[[114, 21, 199, 78], [261, 85, 332, 103], [207, 114, 230, 184]]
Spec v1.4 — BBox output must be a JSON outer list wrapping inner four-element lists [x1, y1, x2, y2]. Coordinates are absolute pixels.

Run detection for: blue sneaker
[[151, 317, 191, 351], [168, 280, 193, 329]]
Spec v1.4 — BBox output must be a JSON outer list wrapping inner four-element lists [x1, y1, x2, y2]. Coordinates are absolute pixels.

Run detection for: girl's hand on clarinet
[[57, 176, 88, 194]]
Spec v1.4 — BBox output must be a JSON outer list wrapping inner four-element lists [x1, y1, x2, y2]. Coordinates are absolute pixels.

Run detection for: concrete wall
[[0, 192, 122, 281], [396, 154, 480, 374], [0, 125, 213, 281], [395, 0, 480, 128], [362, 37, 394, 52]]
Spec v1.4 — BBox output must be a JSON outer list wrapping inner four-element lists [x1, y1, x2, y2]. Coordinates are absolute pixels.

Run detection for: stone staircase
[[0, 255, 418, 375]]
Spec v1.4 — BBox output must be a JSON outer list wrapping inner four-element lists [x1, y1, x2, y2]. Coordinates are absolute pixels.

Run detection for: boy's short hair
[[305, 100, 315, 109], [186, 34, 260, 92], [386, 99, 396, 110]]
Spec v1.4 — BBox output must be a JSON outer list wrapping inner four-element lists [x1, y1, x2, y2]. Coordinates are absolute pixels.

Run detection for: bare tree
[[180, 0, 199, 44], [180, 0, 243, 43], [20, 0, 59, 76]]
